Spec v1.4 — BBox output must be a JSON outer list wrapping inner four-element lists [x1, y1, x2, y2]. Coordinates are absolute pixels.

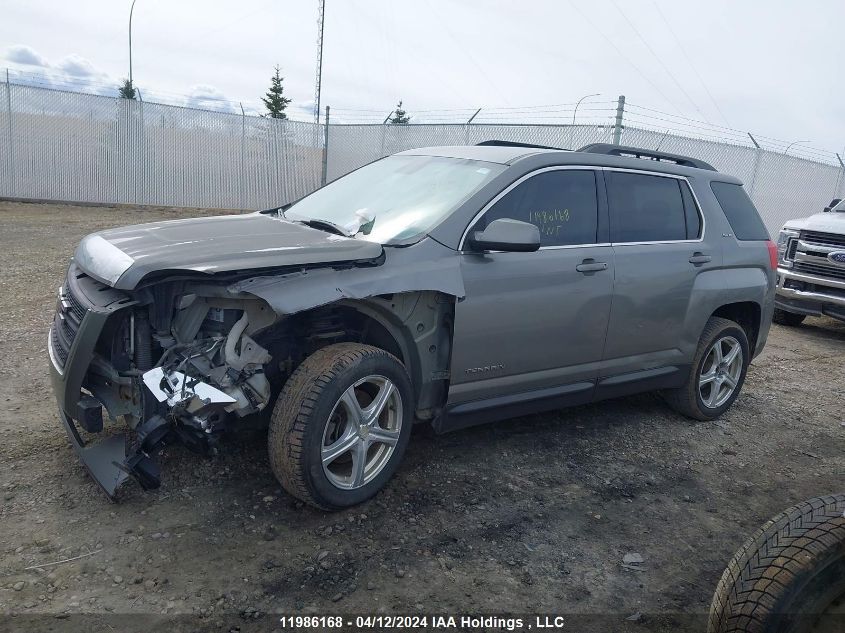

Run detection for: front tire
[[773, 308, 806, 327], [268, 343, 413, 511], [663, 316, 750, 421], [708, 494, 845, 633]]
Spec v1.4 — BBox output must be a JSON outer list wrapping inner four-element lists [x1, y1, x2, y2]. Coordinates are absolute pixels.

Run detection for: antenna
[[314, 0, 326, 126]]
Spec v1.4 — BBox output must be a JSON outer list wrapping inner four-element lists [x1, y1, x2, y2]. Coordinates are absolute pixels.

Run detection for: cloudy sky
[[1, 0, 844, 155]]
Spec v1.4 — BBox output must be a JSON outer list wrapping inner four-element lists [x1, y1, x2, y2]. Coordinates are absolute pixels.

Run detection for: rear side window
[[606, 172, 687, 242], [710, 182, 769, 240], [479, 169, 599, 247]]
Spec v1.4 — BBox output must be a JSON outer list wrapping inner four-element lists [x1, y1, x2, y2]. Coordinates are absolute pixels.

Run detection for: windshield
[[285, 155, 506, 243]]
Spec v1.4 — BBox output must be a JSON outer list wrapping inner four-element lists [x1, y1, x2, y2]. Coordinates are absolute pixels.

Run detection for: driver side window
[[476, 169, 599, 247]]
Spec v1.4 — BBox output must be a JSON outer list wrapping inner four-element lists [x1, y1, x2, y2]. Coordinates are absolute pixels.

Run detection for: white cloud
[[4, 44, 49, 67], [57, 54, 101, 78], [183, 84, 237, 113]]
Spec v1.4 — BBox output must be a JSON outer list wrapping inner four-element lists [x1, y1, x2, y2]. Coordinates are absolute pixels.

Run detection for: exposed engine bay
[[50, 257, 454, 499]]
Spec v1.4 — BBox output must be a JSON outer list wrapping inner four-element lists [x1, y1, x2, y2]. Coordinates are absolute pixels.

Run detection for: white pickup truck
[[774, 197, 845, 325]]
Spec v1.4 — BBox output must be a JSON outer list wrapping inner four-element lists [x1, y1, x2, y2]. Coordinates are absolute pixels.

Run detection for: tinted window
[[680, 181, 702, 239], [710, 181, 769, 240], [607, 172, 687, 243], [478, 170, 598, 246]]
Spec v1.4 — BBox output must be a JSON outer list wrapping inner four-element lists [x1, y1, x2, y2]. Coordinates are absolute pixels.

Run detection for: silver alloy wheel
[[321, 375, 403, 490], [699, 335, 743, 409]]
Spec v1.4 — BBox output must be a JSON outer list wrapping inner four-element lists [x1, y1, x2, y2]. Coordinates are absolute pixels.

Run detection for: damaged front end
[[49, 262, 276, 499]]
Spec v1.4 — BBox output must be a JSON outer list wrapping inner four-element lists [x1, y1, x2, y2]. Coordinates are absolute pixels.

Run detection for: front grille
[[800, 230, 845, 249], [793, 261, 845, 281], [50, 267, 93, 370]]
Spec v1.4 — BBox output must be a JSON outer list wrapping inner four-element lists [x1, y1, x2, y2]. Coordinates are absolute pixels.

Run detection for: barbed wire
[[2, 67, 840, 165]]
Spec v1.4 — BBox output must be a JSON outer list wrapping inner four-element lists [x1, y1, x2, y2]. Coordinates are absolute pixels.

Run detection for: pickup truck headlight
[[776, 228, 799, 268]]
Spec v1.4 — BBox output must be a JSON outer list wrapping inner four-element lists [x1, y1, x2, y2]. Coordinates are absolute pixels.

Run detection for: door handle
[[576, 259, 608, 273], [689, 252, 712, 265]]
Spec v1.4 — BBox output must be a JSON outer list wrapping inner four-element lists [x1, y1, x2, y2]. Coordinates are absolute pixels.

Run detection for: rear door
[[448, 167, 614, 406], [600, 169, 720, 382]]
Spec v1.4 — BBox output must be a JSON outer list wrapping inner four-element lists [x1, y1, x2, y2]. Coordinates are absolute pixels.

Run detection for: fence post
[[612, 95, 625, 145], [465, 108, 481, 145], [5, 69, 14, 197], [321, 106, 330, 186], [239, 103, 246, 209], [834, 153, 845, 200], [747, 132, 762, 199]]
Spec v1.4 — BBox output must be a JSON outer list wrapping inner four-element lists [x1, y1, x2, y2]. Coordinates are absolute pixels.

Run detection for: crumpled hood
[[783, 211, 845, 234], [74, 212, 383, 289]]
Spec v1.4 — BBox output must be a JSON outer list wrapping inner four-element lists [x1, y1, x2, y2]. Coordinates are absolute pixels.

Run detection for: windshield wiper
[[299, 218, 353, 237]]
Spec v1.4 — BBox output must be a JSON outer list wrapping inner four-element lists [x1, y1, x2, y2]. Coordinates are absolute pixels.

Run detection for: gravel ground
[[1, 200, 844, 633]]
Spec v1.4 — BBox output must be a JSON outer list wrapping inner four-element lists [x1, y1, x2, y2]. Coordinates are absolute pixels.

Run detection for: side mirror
[[824, 198, 841, 213], [467, 218, 541, 253]]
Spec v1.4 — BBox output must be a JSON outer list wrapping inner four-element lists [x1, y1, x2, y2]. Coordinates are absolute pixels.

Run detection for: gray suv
[[48, 142, 776, 509]]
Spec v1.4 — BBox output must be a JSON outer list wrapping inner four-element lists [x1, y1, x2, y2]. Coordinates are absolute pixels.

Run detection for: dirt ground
[[0, 200, 843, 633]]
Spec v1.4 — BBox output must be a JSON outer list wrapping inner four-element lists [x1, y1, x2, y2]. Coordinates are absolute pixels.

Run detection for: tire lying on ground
[[708, 493, 845, 633], [772, 308, 806, 327], [268, 343, 413, 511]]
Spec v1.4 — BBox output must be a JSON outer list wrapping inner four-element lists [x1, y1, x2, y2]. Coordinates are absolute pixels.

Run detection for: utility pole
[[314, 0, 326, 126], [612, 95, 625, 145], [129, 0, 138, 88], [321, 106, 330, 186]]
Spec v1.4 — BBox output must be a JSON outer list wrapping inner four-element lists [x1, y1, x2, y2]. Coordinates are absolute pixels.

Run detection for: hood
[[783, 211, 845, 234], [74, 212, 383, 289]]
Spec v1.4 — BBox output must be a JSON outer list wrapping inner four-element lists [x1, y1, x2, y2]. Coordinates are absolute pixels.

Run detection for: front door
[[448, 167, 614, 406]]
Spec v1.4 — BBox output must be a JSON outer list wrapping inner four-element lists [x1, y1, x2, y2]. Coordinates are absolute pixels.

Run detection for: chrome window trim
[[458, 165, 706, 252]]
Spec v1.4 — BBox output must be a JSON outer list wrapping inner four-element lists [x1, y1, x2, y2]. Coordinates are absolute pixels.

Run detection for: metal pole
[[784, 140, 809, 155], [465, 108, 481, 144], [5, 69, 14, 196], [239, 103, 246, 208], [570, 93, 599, 149], [612, 95, 625, 145], [747, 133, 763, 199], [747, 132, 760, 149], [129, 0, 138, 87], [321, 105, 330, 186], [314, 0, 325, 126], [834, 153, 845, 200]]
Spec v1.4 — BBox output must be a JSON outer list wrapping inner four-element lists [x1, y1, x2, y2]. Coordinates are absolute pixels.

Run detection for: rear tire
[[708, 494, 845, 633], [268, 343, 413, 511], [773, 308, 806, 327], [663, 316, 749, 421]]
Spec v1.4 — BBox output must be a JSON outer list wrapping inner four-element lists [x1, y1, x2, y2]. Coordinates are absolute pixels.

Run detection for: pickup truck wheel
[[773, 308, 806, 327], [663, 317, 749, 421], [708, 494, 845, 633], [268, 343, 413, 511]]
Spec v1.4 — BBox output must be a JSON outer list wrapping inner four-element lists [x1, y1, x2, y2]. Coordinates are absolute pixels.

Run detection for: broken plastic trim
[[142, 366, 237, 407]]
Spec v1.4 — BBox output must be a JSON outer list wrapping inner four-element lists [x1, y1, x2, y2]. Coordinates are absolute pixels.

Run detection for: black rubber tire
[[773, 309, 806, 327], [708, 494, 845, 633], [268, 343, 413, 511], [662, 316, 750, 421]]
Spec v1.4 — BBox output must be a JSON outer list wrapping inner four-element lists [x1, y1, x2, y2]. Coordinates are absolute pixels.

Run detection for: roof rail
[[577, 143, 717, 171], [476, 139, 566, 151]]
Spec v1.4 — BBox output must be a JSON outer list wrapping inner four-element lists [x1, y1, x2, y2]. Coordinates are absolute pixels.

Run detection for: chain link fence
[[0, 82, 322, 209], [2, 82, 844, 236]]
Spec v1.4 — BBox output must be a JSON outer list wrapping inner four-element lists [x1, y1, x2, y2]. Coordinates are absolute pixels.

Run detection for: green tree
[[118, 78, 137, 100], [389, 100, 410, 124], [262, 65, 292, 119]]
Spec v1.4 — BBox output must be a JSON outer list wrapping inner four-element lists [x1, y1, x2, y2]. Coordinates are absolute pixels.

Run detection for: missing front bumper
[[57, 408, 161, 499]]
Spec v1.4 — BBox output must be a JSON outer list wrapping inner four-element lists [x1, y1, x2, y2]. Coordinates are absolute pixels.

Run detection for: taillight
[[766, 240, 778, 269]]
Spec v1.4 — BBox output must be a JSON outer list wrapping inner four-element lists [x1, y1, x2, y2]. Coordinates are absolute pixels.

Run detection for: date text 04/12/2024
[[277, 615, 570, 630]]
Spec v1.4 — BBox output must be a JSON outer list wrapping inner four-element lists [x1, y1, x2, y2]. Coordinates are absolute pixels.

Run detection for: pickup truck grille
[[50, 266, 94, 370], [791, 230, 845, 282]]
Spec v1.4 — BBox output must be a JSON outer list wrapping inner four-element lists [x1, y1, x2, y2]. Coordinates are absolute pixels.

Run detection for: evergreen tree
[[118, 79, 137, 100], [389, 100, 410, 124], [262, 65, 292, 119]]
